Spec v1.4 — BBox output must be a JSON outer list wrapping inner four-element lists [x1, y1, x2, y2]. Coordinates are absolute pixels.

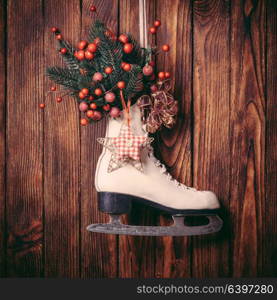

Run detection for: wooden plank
[[118, 0, 157, 278], [0, 0, 6, 277], [80, 0, 119, 278], [264, 0, 277, 276], [230, 0, 266, 277], [192, 0, 230, 277], [44, 0, 81, 278], [155, 0, 193, 278], [6, 0, 44, 277]]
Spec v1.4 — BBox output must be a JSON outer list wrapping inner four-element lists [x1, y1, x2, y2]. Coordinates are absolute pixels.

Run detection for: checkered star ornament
[[97, 124, 154, 172]]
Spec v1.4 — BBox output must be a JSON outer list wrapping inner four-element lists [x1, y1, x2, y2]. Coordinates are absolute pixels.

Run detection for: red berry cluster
[[46, 6, 172, 127], [79, 79, 128, 126], [118, 34, 134, 54], [149, 19, 161, 34], [74, 40, 98, 61]]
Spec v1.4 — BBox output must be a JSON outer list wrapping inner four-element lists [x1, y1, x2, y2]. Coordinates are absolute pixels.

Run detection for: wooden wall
[[0, 0, 276, 278]]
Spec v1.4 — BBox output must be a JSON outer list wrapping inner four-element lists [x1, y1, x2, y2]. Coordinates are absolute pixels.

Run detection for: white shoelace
[[148, 147, 197, 191]]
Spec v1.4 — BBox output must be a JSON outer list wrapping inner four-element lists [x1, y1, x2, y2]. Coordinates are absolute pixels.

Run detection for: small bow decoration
[[137, 80, 178, 133]]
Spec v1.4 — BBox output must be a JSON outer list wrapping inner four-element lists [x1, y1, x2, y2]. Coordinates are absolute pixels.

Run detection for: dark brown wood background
[[0, 0, 276, 278]]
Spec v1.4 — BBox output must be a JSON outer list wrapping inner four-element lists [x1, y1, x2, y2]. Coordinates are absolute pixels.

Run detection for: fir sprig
[[46, 67, 80, 91]]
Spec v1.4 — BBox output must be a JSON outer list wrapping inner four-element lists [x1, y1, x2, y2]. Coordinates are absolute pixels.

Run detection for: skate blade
[[86, 214, 223, 236]]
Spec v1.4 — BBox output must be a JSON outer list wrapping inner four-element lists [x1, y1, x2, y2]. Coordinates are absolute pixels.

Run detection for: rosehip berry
[[104, 66, 113, 74], [80, 118, 88, 126], [118, 34, 128, 44], [154, 20, 161, 27], [94, 88, 102, 96], [87, 43, 97, 53], [158, 72, 166, 79], [90, 103, 97, 110], [81, 88, 89, 95], [117, 81, 126, 89], [162, 44, 170, 52], [86, 110, 94, 118]]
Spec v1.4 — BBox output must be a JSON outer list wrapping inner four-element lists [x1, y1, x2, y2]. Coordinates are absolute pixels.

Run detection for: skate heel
[[98, 192, 132, 214]]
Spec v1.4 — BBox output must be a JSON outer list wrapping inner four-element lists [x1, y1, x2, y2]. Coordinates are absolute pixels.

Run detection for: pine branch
[[124, 65, 143, 100], [46, 67, 80, 91], [58, 40, 80, 70]]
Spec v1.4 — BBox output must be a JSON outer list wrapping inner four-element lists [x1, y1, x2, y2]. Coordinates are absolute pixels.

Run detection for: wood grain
[[1, 0, 276, 278], [0, 0, 6, 277], [6, 0, 44, 277], [230, 0, 266, 277], [118, 0, 157, 278], [192, 0, 230, 277], [264, 0, 277, 277], [44, 0, 81, 278], [155, 0, 193, 278], [80, 0, 119, 278]]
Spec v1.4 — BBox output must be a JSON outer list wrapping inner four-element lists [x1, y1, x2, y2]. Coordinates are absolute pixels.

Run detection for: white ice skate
[[87, 104, 223, 236]]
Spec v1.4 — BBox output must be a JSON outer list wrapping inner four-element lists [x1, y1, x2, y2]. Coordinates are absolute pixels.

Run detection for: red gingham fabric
[[111, 126, 147, 161]]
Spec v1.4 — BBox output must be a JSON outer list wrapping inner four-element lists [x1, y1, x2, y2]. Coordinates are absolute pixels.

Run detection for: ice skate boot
[[87, 104, 223, 236]]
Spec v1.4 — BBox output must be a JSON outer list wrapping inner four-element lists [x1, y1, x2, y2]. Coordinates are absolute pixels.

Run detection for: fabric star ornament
[[97, 124, 154, 172]]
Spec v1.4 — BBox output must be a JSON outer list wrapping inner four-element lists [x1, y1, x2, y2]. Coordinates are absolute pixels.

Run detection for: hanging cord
[[139, 0, 148, 48]]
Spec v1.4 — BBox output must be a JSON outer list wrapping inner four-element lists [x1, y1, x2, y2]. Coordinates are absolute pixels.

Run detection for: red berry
[[143, 64, 153, 76], [78, 40, 87, 50], [81, 88, 89, 95], [60, 48, 67, 54], [79, 102, 88, 112], [90, 103, 97, 110], [90, 5, 96, 12], [39, 103, 45, 109], [51, 27, 58, 33], [86, 110, 94, 118], [154, 20, 161, 27], [56, 97, 62, 102], [92, 111, 102, 121], [122, 63, 131, 72], [79, 91, 86, 99], [87, 43, 97, 53], [165, 72, 170, 78], [109, 107, 121, 118], [118, 34, 128, 44], [105, 66, 113, 74], [158, 72, 165, 79], [93, 72, 103, 82], [85, 51, 94, 60], [50, 86, 56, 91], [123, 43, 133, 54], [121, 62, 126, 68], [80, 118, 88, 126], [103, 104, 110, 111], [94, 88, 102, 96], [149, 27, 157, 34], [162, 44, 170, 52], [105, 92, 116, 103], [76, 50, 85, 60], [117, 81, 126, 89], [56, 34, 62, 40], [88, 95, 94, 101]]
